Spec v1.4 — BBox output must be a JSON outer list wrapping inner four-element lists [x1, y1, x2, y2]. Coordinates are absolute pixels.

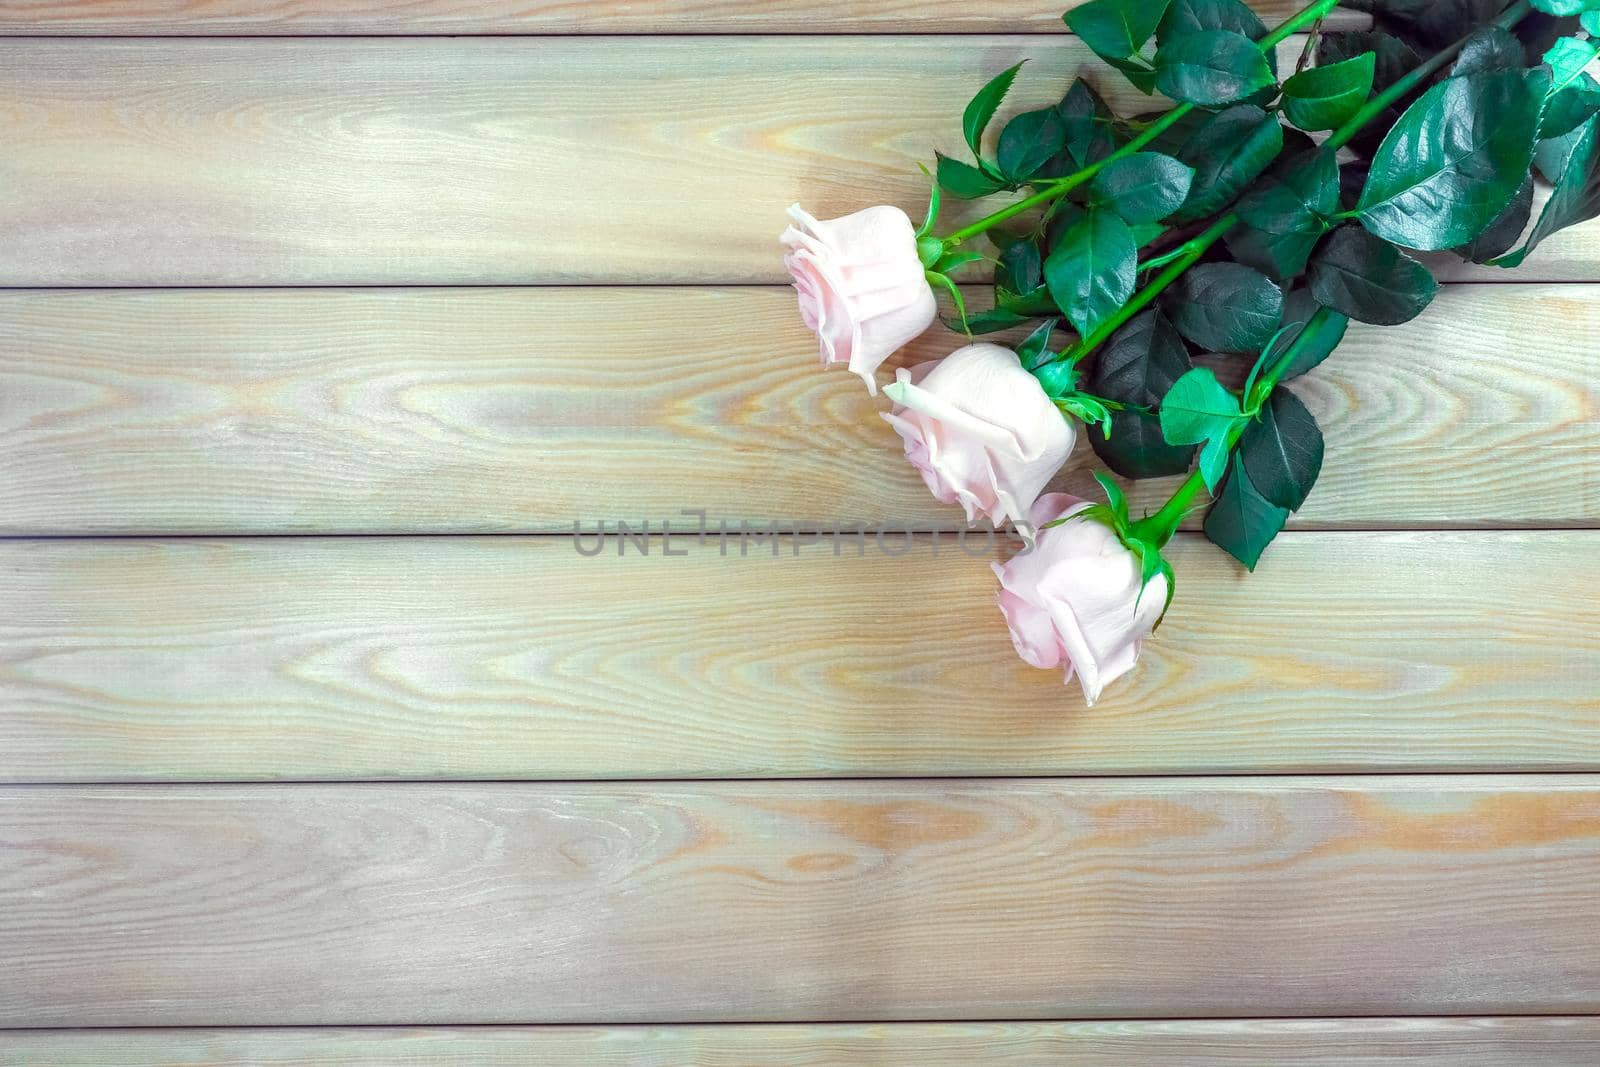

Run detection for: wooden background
[[2, 2, 1598, 1064]]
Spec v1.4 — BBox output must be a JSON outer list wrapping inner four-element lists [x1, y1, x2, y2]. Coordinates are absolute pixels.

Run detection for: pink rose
[[992, 493, 1167, 705], [781, 204, 938, 394], [881, 343, 1076, 534]]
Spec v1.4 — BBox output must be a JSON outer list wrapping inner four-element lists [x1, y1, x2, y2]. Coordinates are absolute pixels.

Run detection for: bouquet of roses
[[782, 0, 1600, 703]]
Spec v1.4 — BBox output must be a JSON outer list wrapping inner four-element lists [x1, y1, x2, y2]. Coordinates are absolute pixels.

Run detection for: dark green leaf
[[1272, 288, 1349, 380], [1455, 174, 1533, 263], [1065, 0, 1173, 61], [1239, 387, 1323, 511], [1224, 222, 1321, 281], [1167, 262, 1284, 354], [1236, 148, 1340, 237], [1056, 79, 1120, 170], [1170, 104, 1284, 222], [1089, 151, 1195, 223], [1044, 201, 1088, 248], [1308, 224, 1438, 325], [1157, 0, 1268, 44], [1044, 209, 1137, 339], [1204, 454, 1289, 569], [1155, 29, 1275, 107], [960, 306, 1034, 334], [963, 62, 1025, 159], [996, 239, 1043, 295], [998, 107, 1068, 182], [1540, 72, 1600, 139], [1088, 309, 1194, 404], [1085, 310, 1199, 478], [936, 153, 1007, 199], [1495, 115, 1600, 266], [1160, 366, 1244, 491], [1357, 0, 1507, 46], [1451, 26, 1527, 76], [1281, 52, 1376, 131], [1091, 411, 1198, 477], [1356, 68, 1545, 250]]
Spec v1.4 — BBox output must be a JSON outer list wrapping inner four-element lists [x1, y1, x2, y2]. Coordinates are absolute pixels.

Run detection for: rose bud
[[882, 343, 1076, 535], [992, 493, 1167, 705], [781, 204, 938, 394]]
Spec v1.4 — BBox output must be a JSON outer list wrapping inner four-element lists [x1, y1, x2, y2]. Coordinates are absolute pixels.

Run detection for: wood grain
[[3, 38, 1595, 286], [0, 0, 1367, 35], [5, 1019, 1600, 1065], [2, 285, 1594, 535], [2, 533, 1595, 782], [5, 778, 1600, 1024]]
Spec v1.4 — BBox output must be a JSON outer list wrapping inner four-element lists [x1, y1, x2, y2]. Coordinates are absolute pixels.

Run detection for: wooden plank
[[2, 533, 1595, 782], [0, 0, 1368, 35], [2, 38, 1593, 286], [2, 285, 1594, 535], [5, 1019, 1600, 1065], [5, 778, 1600, 1023]]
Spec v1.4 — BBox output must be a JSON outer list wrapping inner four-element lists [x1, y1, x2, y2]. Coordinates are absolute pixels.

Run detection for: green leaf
[[1157, 0, 1269, 48], [1540, 72, 1600, 140], [1016, 318, 1059, 368], [1317, 30, 1423, 159], [1166, 262, 1284, 354], [1056, 79, 1120, 170], [1235, 147, 1340, 240], [1530, 0, 1593, 15], [1204, 454, 1289, 570], [1103, 55, 1161, 95], [1308, 224, 1438, 325], [960, 307, 1034, 334], [1362, 0, 1506, 47], [996, 239, 1043, 295], [1239, 387, 1323, 512], [1455, 175, 1533, 263], [932, 249, 987, 274], [1085, 311, 1198, 478], [1585, 10, 1600, 33], [1155, 29, 1275, 108], [936, 153, 1007, 199], [1271, 288, 1349, 380], [998, 107, 1068, 182], [1044, 208, 1137, 339], [1089, 151, 1195, 223], [1281, 52, 1376, 131], [1494, 115, 1600, 267], [926, 270, 970, 332], [1450, 26, 1526, 78], [1170, 104, 1284, 222], [1545, 37, 1600, 93], [1356, 68, 1545, 251], [1092, 470, 1130, 523], [964, 62, 1025, 159], [1065, 0, 1172, 61], [1160, 367, 1243, 491]]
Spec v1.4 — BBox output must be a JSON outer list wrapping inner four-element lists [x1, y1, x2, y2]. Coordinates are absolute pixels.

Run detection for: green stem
[[1128, 467, 1209, 548], [936, 0, 1341, 248], [1062, 0, 1534, 366]]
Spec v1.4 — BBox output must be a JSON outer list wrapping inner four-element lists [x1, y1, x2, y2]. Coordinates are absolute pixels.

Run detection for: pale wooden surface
[[2, 533, 1594, 782], [6, 1020, 1600, 1066], [2, 5, 1598, 1057], [5, 778, 1600, 1024], [1, 285, 1594, 535], [4, 37, 1598, 287], [0, 0, 1366, 34]]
